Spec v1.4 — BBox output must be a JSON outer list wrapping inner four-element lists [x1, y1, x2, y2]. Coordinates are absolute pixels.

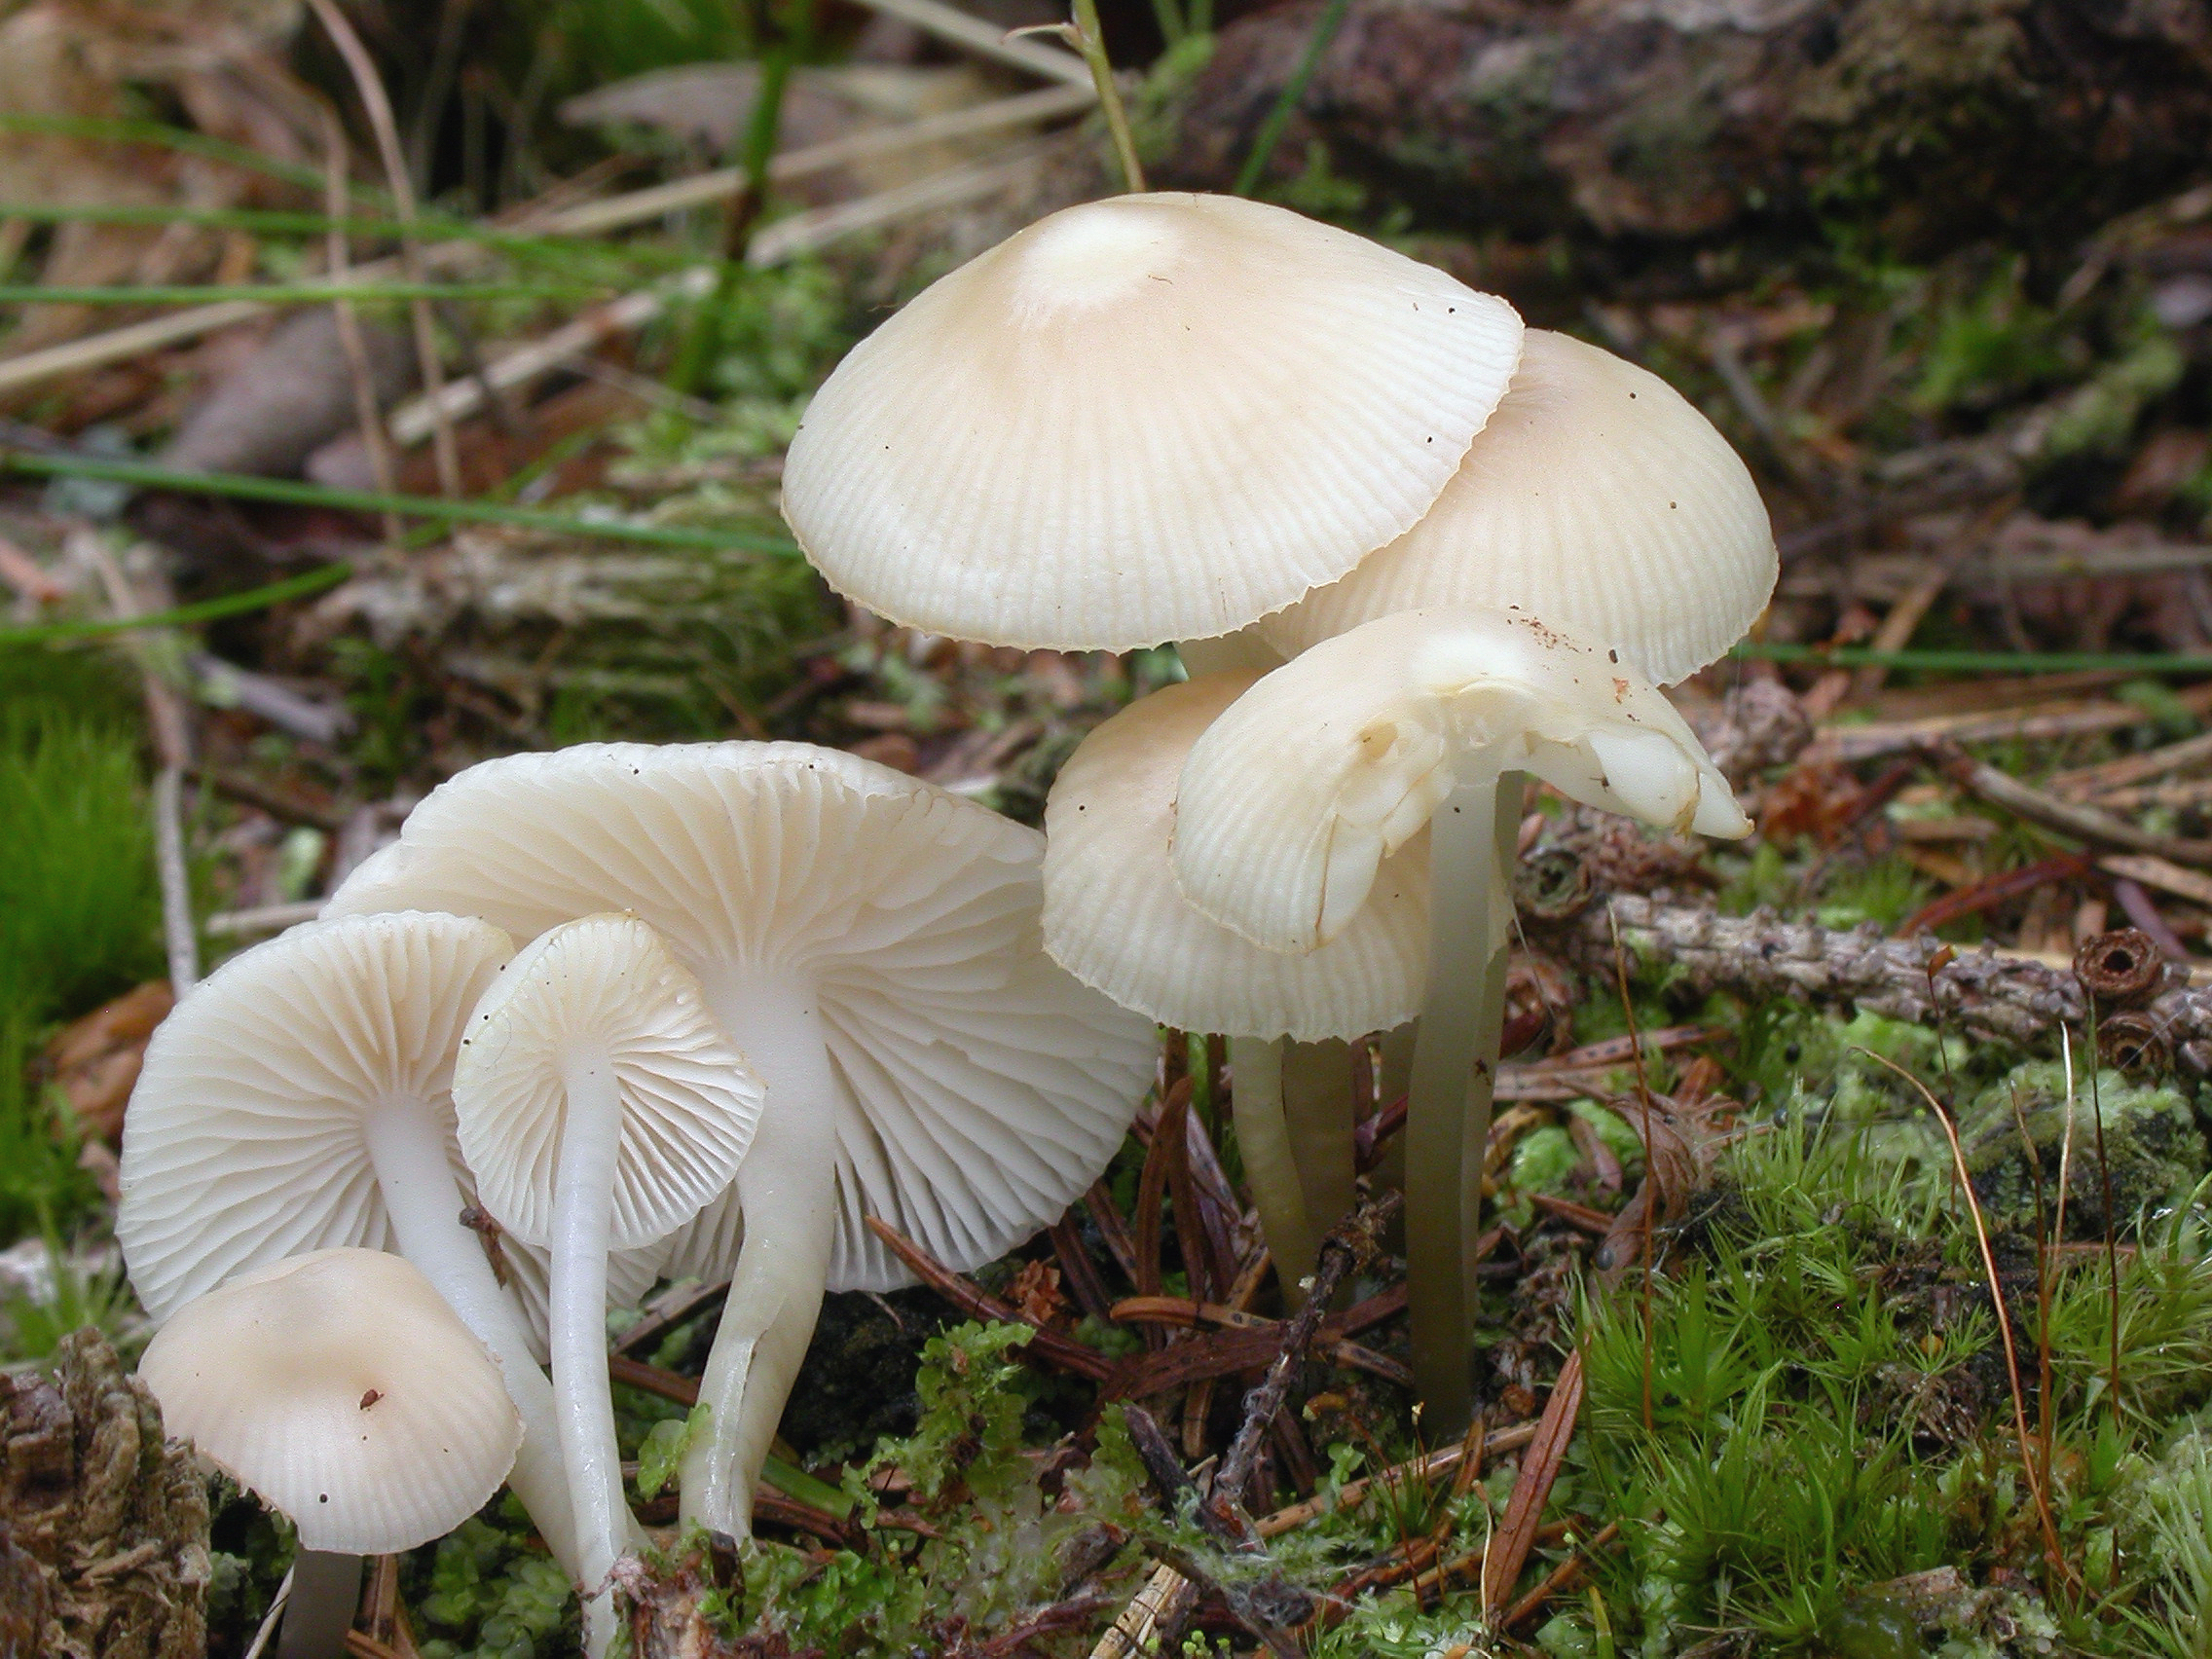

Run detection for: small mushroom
[[1170, 607, 1749, 1423], [325, 742, 1157, 1536], [453, 913, 763, 1626], [139, 1248, 522, 1656], [1263, 329, 1778, 685], [1043, 671, 1426, 1294], [115, 912, 582, 1581], [781, 192, 1524, 651]]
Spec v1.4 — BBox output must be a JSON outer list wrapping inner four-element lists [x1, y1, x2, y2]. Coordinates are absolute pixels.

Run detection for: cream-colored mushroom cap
[[118, 912, 511, 1322], [1044, 673, 1426, 1041], [138, 1248, 522, 1554], [1174, 608, 1751, 953], [455, 914, 765, 1250], [781, 192, 1525, 650], [325, 743, 1156, 1286], [1261, 331, 1776, 684]]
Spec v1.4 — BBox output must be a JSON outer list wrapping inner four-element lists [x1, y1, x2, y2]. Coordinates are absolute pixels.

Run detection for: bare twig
[[313, 98, 399, 530], [1927, 738, 2212, 866], [865, 1217, 1115, 1382], [1479, 1351, 1584, 1619]]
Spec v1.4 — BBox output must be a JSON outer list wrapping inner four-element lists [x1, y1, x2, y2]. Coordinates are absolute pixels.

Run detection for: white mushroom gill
[[453, 914, 761, 1647], [324, 742, 1156, 1541], [1169, 607, 1750, 1423]]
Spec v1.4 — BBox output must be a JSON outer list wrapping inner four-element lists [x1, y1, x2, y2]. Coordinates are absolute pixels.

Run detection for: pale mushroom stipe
[[325, 741, 1157, 1537], [453, 913, 763, 1642]]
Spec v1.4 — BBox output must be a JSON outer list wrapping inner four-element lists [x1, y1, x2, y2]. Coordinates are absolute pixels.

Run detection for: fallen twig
[[866, 1217, 1115, 1382], [1499, 1519, 1621, 1631], [1927, 738, 2212, 866], [1479, 1351, 1584, 1618]]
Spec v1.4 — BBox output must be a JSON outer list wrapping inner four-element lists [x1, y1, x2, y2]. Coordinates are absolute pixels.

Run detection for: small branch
[[1927, 738, 2212, 867], [866, 1217, 1115, 1382]]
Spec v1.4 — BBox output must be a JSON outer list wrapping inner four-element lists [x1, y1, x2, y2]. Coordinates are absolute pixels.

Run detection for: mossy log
[[0, 1328, 209, 1659], [1164, 0, 2212, 261]]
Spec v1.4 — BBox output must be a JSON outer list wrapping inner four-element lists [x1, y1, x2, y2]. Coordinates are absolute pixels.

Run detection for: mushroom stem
[[549, 1055, 633, 1640], [1402, 772, 1520, 1433], [276, 1549, 363, 1659], [680, 983, 842, 1538], [1282, 1039, 1357, 1275], [1227, 1037, 1316, 1302], [361, 1099, 581, 1577]]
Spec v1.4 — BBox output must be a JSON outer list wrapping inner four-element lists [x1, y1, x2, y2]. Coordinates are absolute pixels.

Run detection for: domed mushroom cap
[[455, 914, 765, 1251], [1174, 608, 1750, 953], [1044, 673, 1426, 1041], [118, 912, 512, 1323], [138, 1248, 522, 1554], [1262, 330, 1777, 684], [781, 192, 1525, 650], [325, 743, 1156, 1289]]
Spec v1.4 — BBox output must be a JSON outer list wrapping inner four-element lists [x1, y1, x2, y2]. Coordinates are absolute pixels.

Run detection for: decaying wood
[[1535, 894, 2212, 1070], [0, 1328, 209, 1659], [1166, 0, 2212, 258]]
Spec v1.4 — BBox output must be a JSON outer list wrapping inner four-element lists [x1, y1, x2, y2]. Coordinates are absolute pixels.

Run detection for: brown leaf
[[42, 981, 172, 1144]]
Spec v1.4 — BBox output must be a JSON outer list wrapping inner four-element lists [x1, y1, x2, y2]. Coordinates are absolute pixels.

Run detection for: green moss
[[1959, 1060, 2204, 1237]]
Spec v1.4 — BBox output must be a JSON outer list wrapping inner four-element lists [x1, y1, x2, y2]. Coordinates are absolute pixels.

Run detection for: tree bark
[[1164, 0, 2212, 261], [0, 1328, 209, 1659]]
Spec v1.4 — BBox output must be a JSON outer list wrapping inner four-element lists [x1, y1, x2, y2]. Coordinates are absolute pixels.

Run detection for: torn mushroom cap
[[1044, 672, 1427, 1042], [117, 911, 510, 1322], [454, 913, 764, 1251], [1173, 607, 1751, 954], [1262, 330, 1777, 685], [324, 742, 1157, 1286], [138, 1247, 521, 1554], [781, 192, 1524, 651]]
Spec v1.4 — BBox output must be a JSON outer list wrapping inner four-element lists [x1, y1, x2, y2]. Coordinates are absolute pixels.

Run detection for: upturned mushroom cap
[[454, 913, 765, 1250], [1044, 673, 1426, 1041], [138, 1248, 522, 1553], [118, 912, 511, 1322], [325, 743, 1156, 1288], [781, 192, 1525, 650], [1173, 607, 1751, 953], [1261, 330, 1777, 684]]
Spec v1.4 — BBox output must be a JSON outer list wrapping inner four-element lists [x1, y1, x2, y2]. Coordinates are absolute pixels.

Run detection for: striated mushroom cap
[[782, 192, 1524, 650], [1043, 673, 1426, 1041], [139, 1248, 521, 1554], [1173, 607, 1750, 954], [1262, 330, 1776, 684]]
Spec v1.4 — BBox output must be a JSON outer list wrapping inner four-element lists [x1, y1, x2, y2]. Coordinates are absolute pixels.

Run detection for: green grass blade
[[0, 564, 352, 643], [0, 283, 610, 306], [1731, 642, 2212, 676], [0, 453, 801, 555]]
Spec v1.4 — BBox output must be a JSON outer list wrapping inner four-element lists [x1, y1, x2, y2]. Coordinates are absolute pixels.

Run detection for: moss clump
[[1960, 1060, 2204, 1237]]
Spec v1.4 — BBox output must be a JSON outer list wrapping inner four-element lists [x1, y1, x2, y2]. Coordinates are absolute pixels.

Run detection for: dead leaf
[[43, 981, 173, 1144]]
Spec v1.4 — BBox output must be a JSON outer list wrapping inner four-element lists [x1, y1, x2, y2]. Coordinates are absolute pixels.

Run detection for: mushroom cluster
[[116, 187, 1776, 1647], [118, 755, 1156, 1651], [785, 191, 1779, 1427]]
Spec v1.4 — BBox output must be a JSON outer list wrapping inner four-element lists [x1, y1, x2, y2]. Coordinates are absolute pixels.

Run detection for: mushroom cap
[[1174, 607, 1750, 953], [1261, 330, 1777, 684], [324, 742, 1156, 1290], [781, 192, 1525, 650], [454, 914, 765, 1251], [138, 1247, 522, 1554], [118, 912, 512, 1324], [1044, 673, 1426, 1040]]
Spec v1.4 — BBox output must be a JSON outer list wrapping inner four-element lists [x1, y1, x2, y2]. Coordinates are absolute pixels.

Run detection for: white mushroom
[[324, 742, 1156, 1537], [782, 192, 1524, 651], [115, 912, 583, 1580], [1042, 671, 1426, 1294], [139, 1247, 523, 1553], [454, 914, 763, 1634], [1262, 329, 1778, 685], [1170, 608, 1749, 1418], [139, 1247, 524, 1659]]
